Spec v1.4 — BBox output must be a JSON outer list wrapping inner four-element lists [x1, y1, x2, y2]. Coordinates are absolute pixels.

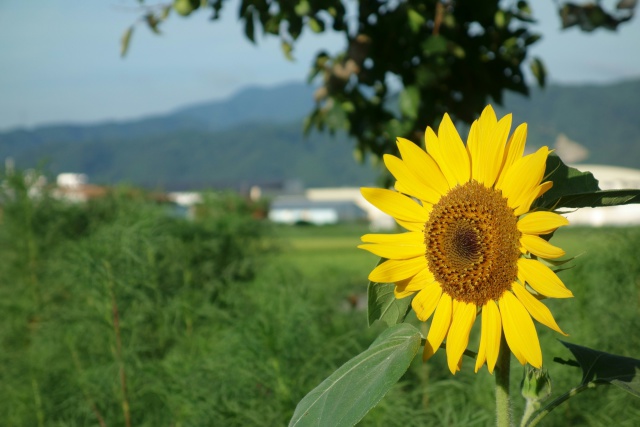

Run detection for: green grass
[[0, 176, 638, 426]]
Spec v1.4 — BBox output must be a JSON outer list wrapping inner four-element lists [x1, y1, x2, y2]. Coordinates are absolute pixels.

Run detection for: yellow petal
[[496, 123, 527, 189], [394, 182, 435, 209], [452, 298, 461, 316], [424, 126, 454, 189], [433, 114, 471, 186], [411, 281, 442, 321], [514, 181, 554, 217], [369, 257, 427, 283], [476, 300, 502, 373], [396, 137, 449, 197], [394, 287, 417, 299], [361, 231, 424, 245], [361, 188, 431, 223], [518, 212, 569, 235], [497, 147, 550, 211], [358, 243, 425, 260], [471, 106, 498, 177], [385, 154, 442, 204], [520, 234, 566, 259], [395, 218, 425, 232], [446, 301, 477, 374], [518, 258, 573, 298], [474, 113, 511, 188], [423, 292, 452, 361], [466, 120, 480, 179], [512, 282, 567, 336], [537, 181, 553, 198], [395, 268, 436, 297], [478, 105, 498, 143], [499, 291, 542, 368]]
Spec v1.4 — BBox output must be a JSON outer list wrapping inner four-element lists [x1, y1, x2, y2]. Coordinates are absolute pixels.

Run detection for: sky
[[0, 0, 639, 131]]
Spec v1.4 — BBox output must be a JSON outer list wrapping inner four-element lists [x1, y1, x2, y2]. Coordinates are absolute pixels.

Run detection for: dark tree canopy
[[124, 0, 636, 164]]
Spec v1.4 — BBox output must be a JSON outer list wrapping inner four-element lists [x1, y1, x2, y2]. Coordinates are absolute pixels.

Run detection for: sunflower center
[[424, 180, 521, 306]]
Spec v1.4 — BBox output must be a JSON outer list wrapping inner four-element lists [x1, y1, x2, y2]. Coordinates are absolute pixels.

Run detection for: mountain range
[[1, 79, 639, 190]]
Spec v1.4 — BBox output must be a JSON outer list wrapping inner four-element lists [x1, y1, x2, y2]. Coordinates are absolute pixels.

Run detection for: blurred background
[[0, 1, 639, 425]]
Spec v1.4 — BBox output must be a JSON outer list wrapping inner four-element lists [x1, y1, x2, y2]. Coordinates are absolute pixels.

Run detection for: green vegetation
[[0, 174, 638, 425]]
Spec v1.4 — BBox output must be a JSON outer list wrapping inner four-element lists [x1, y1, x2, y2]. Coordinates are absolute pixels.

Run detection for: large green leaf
[[539, 189, 640, 209], [557, 341, 640, 398], [367, 281, 413, 327], [289, 323, 422, 427], [534, 153, 640, 209], [534, 153, 599, 209]]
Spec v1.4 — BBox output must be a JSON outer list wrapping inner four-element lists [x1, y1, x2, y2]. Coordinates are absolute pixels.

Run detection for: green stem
[[520, 400, 538, 427], [523, 383, 595, 427], [495, 336, 511, 427]]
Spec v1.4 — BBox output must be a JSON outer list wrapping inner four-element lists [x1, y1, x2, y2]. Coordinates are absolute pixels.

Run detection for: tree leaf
[[530, 56, 546, 87], [421, 35, 447, 55], [244, 12, 255, 43], [558, 341, 640, 397], [399, 85, 420, 119], [145, 14, 161, 34], [308, 18, 324, 33], [120, 26, 134, 58], [534, 154, 640, 209], [407, 9, 425, 33], [367, 281, 413, 327], [289, 323, 422, 427], [282, 40, 294, 61]]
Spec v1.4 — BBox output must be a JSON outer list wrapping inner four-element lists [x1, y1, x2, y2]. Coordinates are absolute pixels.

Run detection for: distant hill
[[501, 79, 640, 168], [0, 79, 639, 190]]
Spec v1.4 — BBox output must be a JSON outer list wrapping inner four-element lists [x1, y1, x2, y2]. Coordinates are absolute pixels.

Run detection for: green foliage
[[559, 2, 634, 32], [290, 323, 422, 427]]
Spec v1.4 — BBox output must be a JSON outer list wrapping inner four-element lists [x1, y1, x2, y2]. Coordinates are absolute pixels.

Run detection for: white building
[[268, 195, 368, 225], [267, 187, 395, 229], [306, 187, 395, 229]]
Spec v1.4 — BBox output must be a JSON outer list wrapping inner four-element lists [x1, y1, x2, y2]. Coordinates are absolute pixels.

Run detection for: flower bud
[[521, 366, 552, 402]]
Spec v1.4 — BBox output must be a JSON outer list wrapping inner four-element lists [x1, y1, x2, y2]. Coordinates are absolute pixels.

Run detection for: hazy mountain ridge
[[1, 79, 638, 190], [501, 79, 640, 168]]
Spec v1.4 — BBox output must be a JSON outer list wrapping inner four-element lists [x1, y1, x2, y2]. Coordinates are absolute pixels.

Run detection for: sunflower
[[359, 105, 572, 375]]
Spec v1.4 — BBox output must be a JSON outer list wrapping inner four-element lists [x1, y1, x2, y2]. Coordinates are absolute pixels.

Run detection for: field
[[0, 180, 638, 426]]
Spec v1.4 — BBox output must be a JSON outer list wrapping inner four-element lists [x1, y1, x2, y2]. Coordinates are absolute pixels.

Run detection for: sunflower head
[[360, 105, 573, 375]]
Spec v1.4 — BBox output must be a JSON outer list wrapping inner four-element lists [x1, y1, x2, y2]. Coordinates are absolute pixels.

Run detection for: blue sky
[[0, 0, 639, 131]]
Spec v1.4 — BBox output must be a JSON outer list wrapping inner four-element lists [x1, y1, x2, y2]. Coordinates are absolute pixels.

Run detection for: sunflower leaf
[[289, 323, 422, 427], [534, 153, 599, 209], [367, 281, 413, 327], [558, 341, 640, 398], [539, 189, 640, 209], [534, 153, 640, 209]]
